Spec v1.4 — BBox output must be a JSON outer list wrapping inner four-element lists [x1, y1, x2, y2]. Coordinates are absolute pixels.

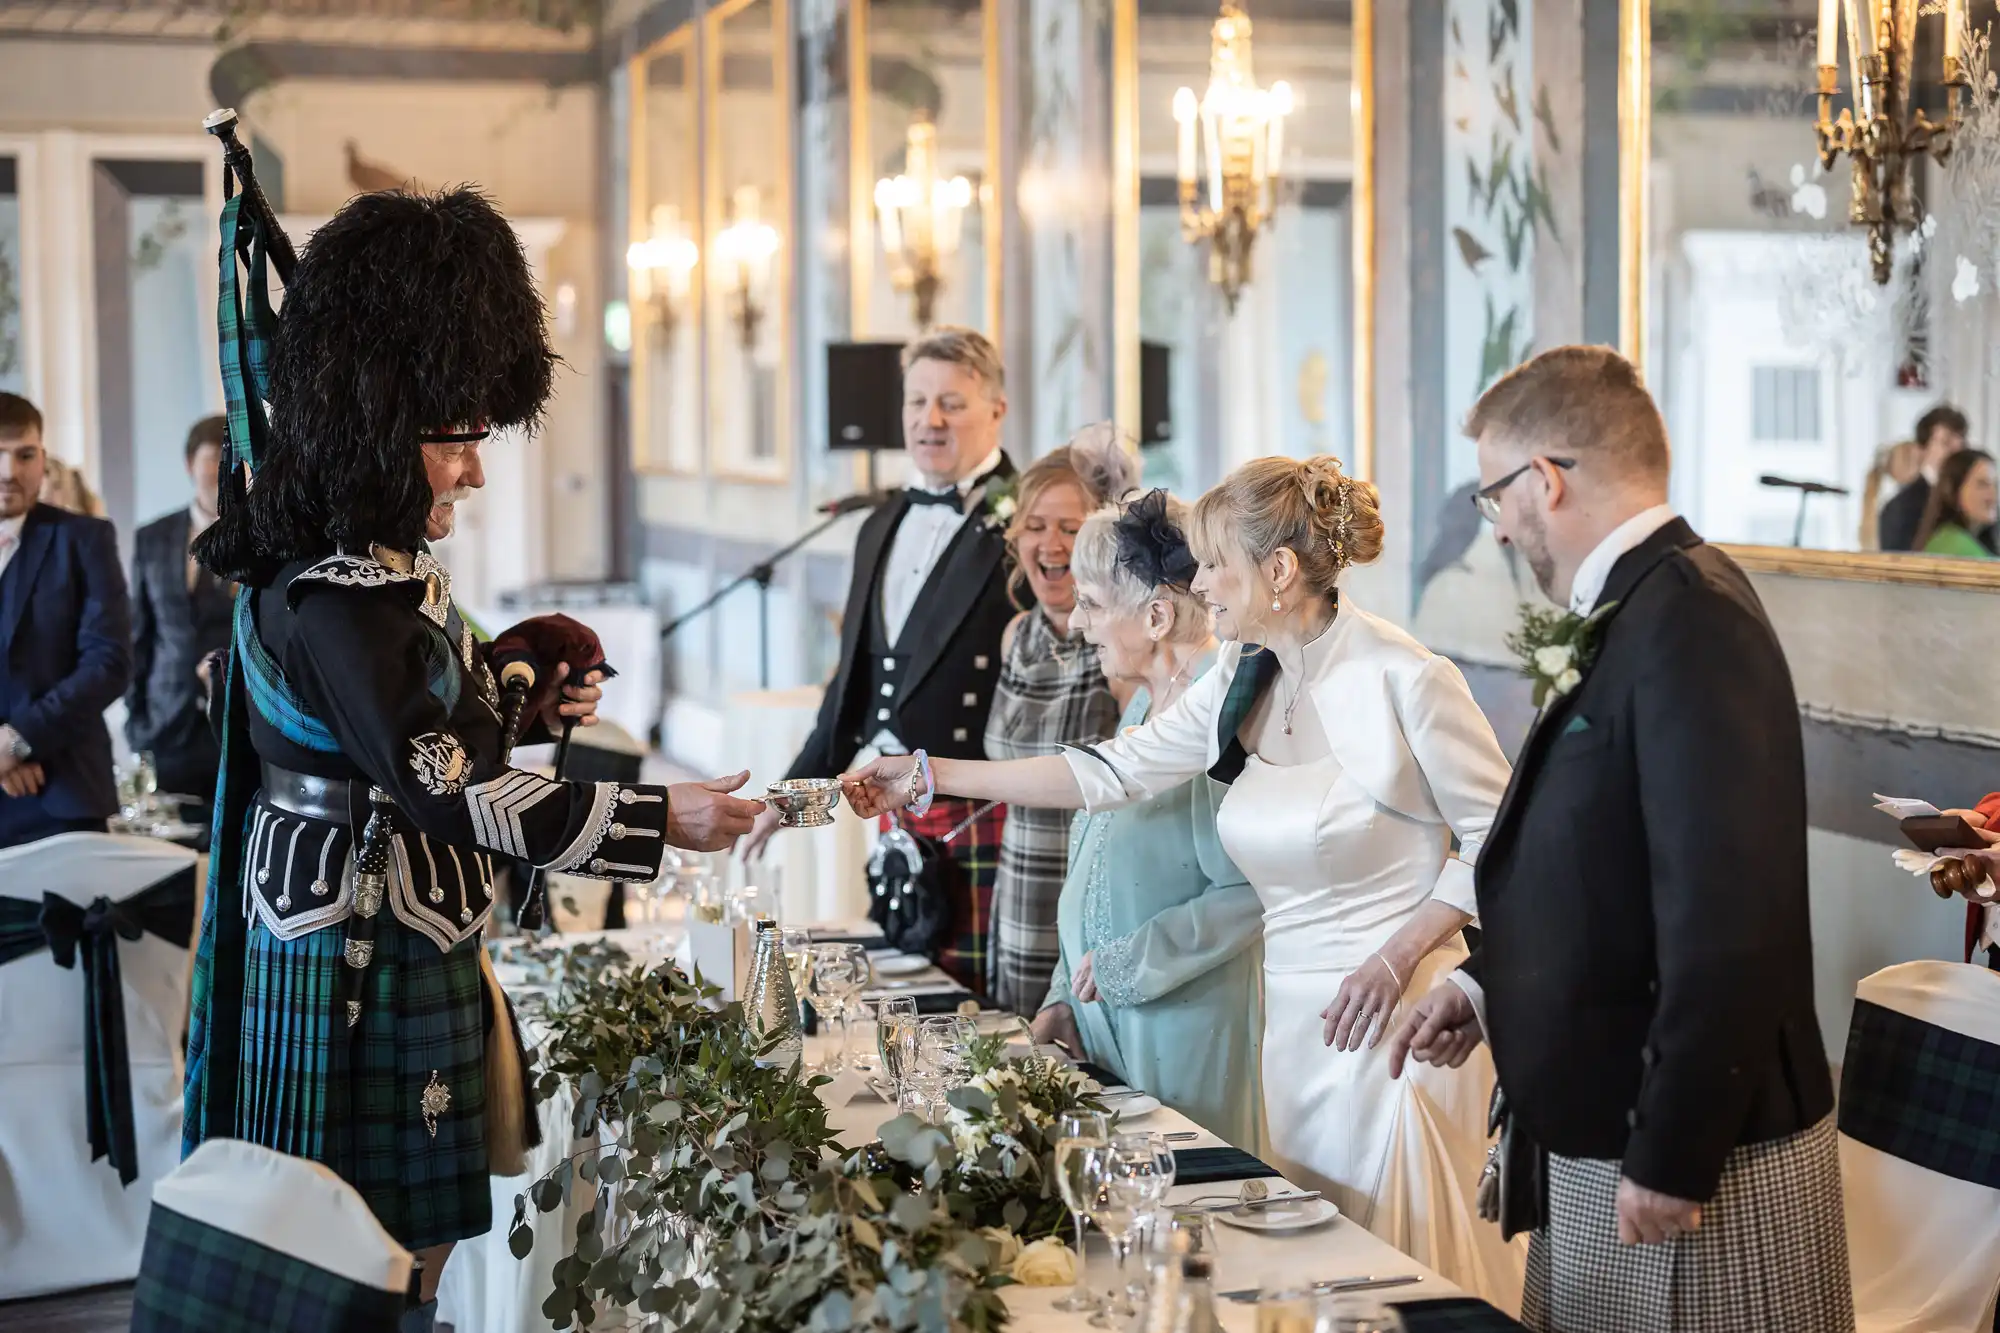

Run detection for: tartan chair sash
[[0, 866, 197, 1187], [1206, 646, 1278, 785], [1839, 994, 2000, 1188]]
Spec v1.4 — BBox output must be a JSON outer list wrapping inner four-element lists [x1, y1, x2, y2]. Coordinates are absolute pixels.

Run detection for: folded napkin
[[1170, 1146, 1282, 1185], [1395, 1298, 1529, 1332], [810, 930, 884, 946]]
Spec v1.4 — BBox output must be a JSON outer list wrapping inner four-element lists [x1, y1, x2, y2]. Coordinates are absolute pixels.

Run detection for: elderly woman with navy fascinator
[[1027, 489, 1264, 1151]]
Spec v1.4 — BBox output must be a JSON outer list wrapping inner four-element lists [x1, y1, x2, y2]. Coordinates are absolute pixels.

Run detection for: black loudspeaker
[[827, 341, 907, 451], [1140, 341, 1172, 446]]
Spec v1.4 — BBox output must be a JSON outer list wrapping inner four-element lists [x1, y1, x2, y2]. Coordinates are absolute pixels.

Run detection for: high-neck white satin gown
[[1060, 602, 1526, 1314]]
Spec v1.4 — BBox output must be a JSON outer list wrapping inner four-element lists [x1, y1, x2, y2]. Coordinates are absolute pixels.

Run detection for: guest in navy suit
[[127, 415, 232, 804], [0, 394, 133, 848]]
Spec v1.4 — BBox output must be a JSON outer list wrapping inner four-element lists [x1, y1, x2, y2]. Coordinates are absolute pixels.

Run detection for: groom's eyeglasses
[[1473, 457, 1575, 523]]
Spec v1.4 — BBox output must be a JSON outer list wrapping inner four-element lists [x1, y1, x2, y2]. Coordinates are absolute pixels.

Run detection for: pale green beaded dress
[[1041, 676, 1266, 1150]]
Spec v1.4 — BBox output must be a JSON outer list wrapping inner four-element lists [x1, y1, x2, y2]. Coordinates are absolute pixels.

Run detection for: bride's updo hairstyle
[[1188, 454, 1384, 598]]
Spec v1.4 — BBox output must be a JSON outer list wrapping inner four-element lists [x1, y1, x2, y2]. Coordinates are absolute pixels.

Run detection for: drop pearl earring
[[1271, 598, 1281, 612]]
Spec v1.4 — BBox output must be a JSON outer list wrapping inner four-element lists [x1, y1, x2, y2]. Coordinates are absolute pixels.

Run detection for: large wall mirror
[[706, 0, 792, 481], [630, 27, 703, 476], [1134, 0, 1357, 494], [1637, 0, 2000, 584], [861, 0, 993, 341]]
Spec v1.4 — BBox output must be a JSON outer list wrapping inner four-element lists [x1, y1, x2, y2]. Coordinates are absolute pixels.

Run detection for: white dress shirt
[[867, 447, 1004, 754], [1449, 504, 1679, 1036], [0, 512, 23, 580], [1566, 504, 1678, 616]]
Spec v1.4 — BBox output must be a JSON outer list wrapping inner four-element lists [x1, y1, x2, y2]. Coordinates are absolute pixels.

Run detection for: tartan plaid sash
[[1839, 995, 2000, 1188], [0, 867, 198, 1186], [1206, 647, 1278, 785], [215, 193, 280, 476]]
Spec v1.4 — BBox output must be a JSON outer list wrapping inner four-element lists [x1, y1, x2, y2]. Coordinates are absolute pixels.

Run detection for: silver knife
[[1187, 1189, 1323, 1214], [1218, 1274, 1423, 1303]]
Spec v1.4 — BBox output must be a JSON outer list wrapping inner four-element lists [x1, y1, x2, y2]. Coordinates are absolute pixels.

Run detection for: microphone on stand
[[1759, 474, 1850, 496], [816, 491, 888, 516]]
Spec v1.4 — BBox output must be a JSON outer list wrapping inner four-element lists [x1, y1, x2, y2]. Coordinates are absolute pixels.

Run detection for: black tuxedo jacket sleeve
[[784, 483, 1016, 781], [1466, 519, 1832, 1203], [1877, 477, 1929, 552], [127, 510, 231, 781]]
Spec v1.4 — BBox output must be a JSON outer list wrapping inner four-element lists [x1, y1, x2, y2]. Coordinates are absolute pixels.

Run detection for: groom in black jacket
[[1390, 346, 1849, 1332]]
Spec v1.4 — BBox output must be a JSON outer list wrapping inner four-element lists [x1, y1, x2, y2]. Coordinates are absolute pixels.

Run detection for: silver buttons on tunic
[[429, 886, 445, 904], [610, 822, 627, 839], [311, 878, 331, 897], [459, 907, 473, 924]]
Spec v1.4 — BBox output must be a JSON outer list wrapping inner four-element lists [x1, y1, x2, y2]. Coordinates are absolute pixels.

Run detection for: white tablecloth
[[443, 925, 1456, 1331]]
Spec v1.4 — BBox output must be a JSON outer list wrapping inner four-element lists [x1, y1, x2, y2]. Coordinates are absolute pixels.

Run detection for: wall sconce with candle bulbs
[[1815, 0, 1969, 283], [1173, 1, 1292, 313], [875, 115, 974, 330], [714, 185, 781, 351], [625, 203, 700, 349]]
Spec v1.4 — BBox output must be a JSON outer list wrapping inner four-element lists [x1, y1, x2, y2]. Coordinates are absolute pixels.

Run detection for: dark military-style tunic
[[189, 547, 670, 1249]]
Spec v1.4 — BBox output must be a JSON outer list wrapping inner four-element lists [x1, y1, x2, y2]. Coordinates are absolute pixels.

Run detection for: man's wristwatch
[[0, 726, 29, 761]]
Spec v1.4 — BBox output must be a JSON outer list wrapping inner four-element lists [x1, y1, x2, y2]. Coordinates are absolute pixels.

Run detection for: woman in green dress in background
[[1030, 490, 1265, 1150], [1916, 448, 2000, 560]]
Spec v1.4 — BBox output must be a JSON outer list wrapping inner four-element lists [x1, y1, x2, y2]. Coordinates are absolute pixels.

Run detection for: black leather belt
[[260, 763, 354, 825]]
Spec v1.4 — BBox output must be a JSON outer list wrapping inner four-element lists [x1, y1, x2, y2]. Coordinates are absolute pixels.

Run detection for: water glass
[[1052, 1110, 1113, 1313], [809, 944, 871, 1073]]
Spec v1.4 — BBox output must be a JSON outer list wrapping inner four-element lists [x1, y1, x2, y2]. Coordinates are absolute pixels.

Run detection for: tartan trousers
[[887, 798, 1007, 999]]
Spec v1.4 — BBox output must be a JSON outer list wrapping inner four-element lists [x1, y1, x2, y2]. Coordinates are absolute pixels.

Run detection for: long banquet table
[[440, 923, 1518, 1333]]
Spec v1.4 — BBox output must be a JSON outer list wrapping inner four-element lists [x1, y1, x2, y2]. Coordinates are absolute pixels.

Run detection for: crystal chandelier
[[1815, 0, 1968, 283], [625, 204, 699, 349], [713, 186, 781, 351], [875, 116, 974, 330], [1173, 2, 1292, 313]]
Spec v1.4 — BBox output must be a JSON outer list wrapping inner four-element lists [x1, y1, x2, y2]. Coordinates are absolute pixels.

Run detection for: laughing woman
[[983, 426, 1136, 1013], [1032, 491, 1264, 1151]]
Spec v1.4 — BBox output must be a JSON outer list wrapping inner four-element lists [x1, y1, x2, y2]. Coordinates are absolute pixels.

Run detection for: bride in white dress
[[843, 458, 1525, 1312]]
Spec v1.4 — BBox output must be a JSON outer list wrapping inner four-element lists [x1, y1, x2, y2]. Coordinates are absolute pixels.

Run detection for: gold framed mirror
[[705, 0, 792, 483], [1627, 0, 2000, 589], [628, 23, 703, 477]]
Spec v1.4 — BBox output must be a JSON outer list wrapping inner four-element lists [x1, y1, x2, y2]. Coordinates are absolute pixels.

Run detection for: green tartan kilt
[[235, 916, 490, 1251]]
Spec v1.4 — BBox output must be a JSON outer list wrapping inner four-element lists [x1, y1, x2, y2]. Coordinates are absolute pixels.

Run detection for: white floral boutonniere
[[1506, 601, 1617, 708], [983, 475, 1018, 532]]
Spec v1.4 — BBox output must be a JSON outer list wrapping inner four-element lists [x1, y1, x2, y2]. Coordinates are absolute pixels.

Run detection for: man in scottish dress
[[182, 188, 763, 1331]]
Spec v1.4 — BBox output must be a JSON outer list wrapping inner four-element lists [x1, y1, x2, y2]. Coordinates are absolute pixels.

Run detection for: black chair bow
[[0, 865, 198, 1187]]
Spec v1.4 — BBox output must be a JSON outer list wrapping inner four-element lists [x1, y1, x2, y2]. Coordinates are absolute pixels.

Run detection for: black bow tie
[[905, 488, 964, 511]]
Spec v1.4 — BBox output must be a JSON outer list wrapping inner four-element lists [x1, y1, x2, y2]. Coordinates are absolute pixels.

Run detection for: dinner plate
[[871, 954, 930, 977], [1109, 1093, 1162, 1118], [1214, 1196, 1341, 1233]]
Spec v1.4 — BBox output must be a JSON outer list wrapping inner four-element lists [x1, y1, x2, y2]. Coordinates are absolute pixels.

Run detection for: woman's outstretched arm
[[842, 753, 1083, 817]]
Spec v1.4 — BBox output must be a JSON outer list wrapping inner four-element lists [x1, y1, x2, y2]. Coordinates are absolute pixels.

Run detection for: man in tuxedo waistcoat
[[0, 394, 133, 849], [1390, 347, 1851, 1332], [745, 327, 1016, 995], [127, 415, 233, 806]]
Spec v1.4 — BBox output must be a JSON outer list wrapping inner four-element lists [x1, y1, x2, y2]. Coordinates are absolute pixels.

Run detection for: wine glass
[[810, 944, 871, 1073], [1087, 1133, 1173, 1327], [872, 996, 919, 1103], [907, 1014, 976, 1118], [1052, 1110, 1113, 1313]]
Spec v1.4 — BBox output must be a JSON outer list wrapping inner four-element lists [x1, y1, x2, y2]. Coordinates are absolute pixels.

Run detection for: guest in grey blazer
[[127, 416, 232, 804]]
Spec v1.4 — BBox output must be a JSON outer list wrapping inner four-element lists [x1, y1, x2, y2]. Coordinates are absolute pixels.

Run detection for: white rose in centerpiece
[[979, 1227, 1022, 1271], [1555, 667, 1582, 695], [1533, 644, 1573, 679], [1011, 1237, 1077, 1286]]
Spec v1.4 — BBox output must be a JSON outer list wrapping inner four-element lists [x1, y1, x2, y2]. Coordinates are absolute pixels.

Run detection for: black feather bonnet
[[1113, 488, 1199, 592], [196, 187, 557, 586]]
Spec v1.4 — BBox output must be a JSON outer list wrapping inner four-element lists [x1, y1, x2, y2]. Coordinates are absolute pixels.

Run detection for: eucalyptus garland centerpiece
[[512, 960, 1106, 1331]]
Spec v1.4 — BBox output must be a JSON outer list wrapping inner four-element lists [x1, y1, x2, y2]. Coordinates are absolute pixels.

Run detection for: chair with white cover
[[131, 1138, 413, 1332], [1839, 959, 2000, 1332], [0, 831, 200, 1299]]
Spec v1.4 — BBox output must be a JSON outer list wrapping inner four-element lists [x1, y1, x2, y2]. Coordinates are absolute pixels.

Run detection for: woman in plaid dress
[[984, 431, 1135, 1013]]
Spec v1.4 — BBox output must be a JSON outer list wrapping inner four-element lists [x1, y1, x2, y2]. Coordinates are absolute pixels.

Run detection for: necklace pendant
[[1283, 722, 1293, 735]]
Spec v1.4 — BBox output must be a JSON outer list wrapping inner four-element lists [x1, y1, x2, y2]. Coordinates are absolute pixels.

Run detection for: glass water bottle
[[746, 919, 805, 1071]]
